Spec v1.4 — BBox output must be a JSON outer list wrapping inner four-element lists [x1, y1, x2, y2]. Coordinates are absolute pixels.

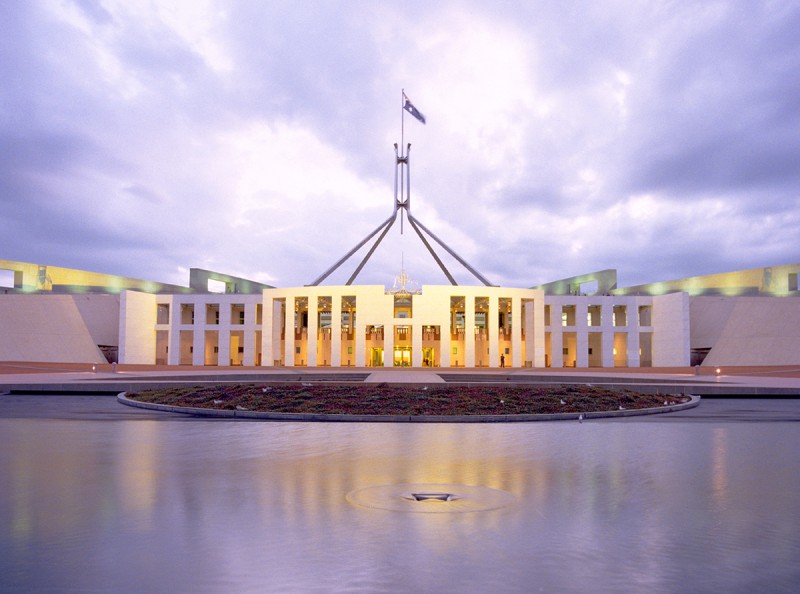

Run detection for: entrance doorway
[[394, 346, 411, 367], [370, 347, 384, 367], [422, 347, 434, 367]]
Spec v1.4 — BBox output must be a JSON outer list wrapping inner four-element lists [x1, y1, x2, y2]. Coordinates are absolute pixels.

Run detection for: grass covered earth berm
[[126, 383, 688, 416]]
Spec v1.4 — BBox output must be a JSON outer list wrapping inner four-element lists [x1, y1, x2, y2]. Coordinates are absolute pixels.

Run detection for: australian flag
[[403, 92, 426, 124]]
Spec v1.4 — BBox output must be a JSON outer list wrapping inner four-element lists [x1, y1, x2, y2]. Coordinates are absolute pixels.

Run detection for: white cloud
[[2, 0, 799, 290]]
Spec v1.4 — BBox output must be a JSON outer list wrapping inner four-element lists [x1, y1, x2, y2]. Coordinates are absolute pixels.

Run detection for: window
[[156, 304, 170, 324], [394, 295, 412, 318], [561, 305, 576, 326], [613, 305, 627, 327], [588, 305, 601, 326], [0, 269, 14, 289]]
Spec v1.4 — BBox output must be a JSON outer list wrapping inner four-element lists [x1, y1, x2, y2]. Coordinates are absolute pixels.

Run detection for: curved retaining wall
[[117, 393, 701, 423]]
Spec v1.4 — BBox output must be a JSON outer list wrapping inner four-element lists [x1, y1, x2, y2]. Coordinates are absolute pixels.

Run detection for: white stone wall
[[543, 295, 661, 368], [119, 291, 157, 364], [0, 294, 107, 363], [652, 292, 691, 366], [702, 297, 800, 366]]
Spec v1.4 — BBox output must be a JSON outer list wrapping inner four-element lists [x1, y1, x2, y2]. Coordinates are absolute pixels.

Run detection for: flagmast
[[401, 88, 405, 150], [308, 89, 495, 288], [400, 89, 405, 233]]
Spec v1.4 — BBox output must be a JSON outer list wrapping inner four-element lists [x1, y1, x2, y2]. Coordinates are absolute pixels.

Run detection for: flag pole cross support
[[307, 92, 494, 287]]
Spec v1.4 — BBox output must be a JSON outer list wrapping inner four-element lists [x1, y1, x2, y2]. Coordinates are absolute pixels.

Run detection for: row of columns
[[262, 294, 544, 368]]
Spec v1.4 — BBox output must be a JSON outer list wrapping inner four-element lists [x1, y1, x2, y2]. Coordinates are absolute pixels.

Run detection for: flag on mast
[[402, 91, 426, 124]]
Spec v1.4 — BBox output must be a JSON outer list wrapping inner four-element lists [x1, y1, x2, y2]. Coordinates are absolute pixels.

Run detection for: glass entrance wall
[[365, 325, 384, 367], [393, 346, 411, 367], [293, 297, 307, 366], [422, 325, 439, 367], [450, 296, 465, 367], [474, 297, 489, 367], [393, 325, 411, 366], [318, 296, 332, 366], [370, 347, 384, 367], [340, 296, 356, 366]]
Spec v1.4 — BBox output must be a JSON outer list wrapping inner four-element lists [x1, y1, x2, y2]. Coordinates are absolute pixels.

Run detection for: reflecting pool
[[1, 396, 799, 593]]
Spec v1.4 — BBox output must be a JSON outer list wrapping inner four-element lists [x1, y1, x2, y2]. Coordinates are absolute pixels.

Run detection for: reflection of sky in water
[[1, 399, 799, 592]]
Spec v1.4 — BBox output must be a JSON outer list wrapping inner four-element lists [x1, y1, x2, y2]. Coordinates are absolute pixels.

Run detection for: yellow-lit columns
[[284, 298, 295, 367], [511, 296, 522, 368], [523, 299, 534, 367], [307, 297, 318, 367], [331, 296, 342, 367], [488, 294, 499, 367], [532, 298, 546, 367], [465, 296, 475, 367]]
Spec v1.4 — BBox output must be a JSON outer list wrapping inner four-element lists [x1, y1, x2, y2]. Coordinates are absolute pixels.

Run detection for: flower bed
[[125, 383, 688, 416]]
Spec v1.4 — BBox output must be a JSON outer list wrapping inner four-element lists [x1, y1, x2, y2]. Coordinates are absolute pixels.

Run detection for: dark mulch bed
[[126, 383, 688, 416]]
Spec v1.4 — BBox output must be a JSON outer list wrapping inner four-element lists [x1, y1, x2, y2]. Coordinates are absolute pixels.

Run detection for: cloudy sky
[[2, 0, 799, 290]]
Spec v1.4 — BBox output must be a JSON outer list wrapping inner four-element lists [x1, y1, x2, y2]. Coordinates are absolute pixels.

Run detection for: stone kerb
[[117, 392, 701, 423]]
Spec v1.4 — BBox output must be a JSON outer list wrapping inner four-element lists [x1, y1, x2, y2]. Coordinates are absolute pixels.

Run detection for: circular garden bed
[[125, 383, 689, 416]]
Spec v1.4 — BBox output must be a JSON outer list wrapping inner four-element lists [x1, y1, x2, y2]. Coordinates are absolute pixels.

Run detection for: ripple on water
[[346, 483, 517, 513]]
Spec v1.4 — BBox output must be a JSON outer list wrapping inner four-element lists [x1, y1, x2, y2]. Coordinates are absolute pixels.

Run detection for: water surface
[[1, 396, 798, 593]]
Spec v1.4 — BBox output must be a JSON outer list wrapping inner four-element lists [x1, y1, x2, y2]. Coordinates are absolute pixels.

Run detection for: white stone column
[[623, 298, 640, 367], [261, 296, 273, 366], [217, 302, 231, 367], [167, 300, 180, 366], [355, 315, 366, 367], [551, 322, 563, 368], [576, 331, 589, 368], [438, 304, 450, 368], [602, 328, 615, 368], [412, 324, 423, 367], [383, 324, 394, 367], [243, 302, 256, 366], [532, 299, 546, 367], [192, 302, 205, 366]]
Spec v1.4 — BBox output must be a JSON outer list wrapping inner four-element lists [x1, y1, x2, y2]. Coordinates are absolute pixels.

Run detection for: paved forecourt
[[2, 363, 800, 396]]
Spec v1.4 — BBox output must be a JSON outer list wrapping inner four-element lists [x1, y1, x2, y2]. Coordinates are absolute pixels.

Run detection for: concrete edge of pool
[[116, 392, 701, 422]]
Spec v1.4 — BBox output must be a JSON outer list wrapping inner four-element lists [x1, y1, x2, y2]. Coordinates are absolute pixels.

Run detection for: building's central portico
[[262, 284, 544, 368]]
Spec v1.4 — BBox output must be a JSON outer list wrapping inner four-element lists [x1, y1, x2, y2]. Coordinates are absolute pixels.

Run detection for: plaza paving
[[2, 362, 800, 396]]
